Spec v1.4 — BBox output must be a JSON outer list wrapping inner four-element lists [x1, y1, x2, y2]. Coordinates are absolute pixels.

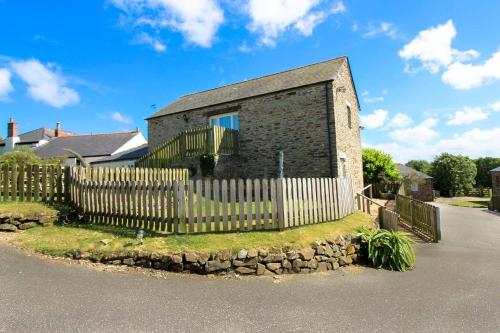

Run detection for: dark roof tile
[[148, 56, 347, 119], [34, 132, 140, 158]]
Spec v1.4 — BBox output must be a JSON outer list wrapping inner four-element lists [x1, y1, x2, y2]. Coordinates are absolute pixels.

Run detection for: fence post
[[276, 178, 285, 230], [434, 206, 441, 242], [409, 197, 415, 231], [378, 206, 384, 228]]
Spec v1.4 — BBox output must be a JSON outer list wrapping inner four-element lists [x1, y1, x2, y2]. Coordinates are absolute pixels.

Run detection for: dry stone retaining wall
[[72, 234, 362, 276]]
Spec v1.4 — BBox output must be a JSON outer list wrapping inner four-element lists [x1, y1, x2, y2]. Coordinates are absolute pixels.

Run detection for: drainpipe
[[325, 83, 334, 178]]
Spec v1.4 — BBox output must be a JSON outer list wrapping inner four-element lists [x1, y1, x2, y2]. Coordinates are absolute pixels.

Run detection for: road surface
[[1, 204, 499, 332]]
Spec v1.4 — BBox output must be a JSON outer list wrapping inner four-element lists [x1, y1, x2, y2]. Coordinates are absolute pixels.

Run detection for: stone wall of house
[[71, 234, 362, 276], [148, 83, 332, 179], [409, 179, 434, 202], [492, 171, 500, 196], [148, 61, 363, 186], [330, 61, 364, 192]]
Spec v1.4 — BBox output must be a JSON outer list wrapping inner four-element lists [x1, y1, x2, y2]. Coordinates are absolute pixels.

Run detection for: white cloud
[[110, 0, 224, 47], [437, 128, 500, 157], [362, 90, 386, 103], [0, 68, 14, 101], [10, 59, 79, 108], [110, 111, 133, 124], [246, 0, 345, 46], [388, 113, 412, 128], [446, 106, 489, 125], [491, 101, 500, 112], [389, 118, 439, 143], [441, 51, 500, 90], [360, 109, 388, 129], [132, 32, 166, 52], [366, 126, 500, 163], [399, 20, 479, 73], [364, 21, 398, 39]]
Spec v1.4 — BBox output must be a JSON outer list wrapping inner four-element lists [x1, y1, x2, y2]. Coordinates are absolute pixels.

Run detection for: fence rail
[[396, 194, 440, 242], [72, 166, 189, 182], [69, 174, 355, 234], [135, 125, 239, 168]]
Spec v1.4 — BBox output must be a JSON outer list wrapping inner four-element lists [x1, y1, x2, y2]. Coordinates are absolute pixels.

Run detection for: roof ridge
[[180, 56, 346, 99], [53, 131, 138, 139]]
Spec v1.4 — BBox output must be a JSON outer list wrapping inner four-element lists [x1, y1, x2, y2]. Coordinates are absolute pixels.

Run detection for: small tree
[[0, 151, 42, 166], [0, 151, 65, 166], [362, 148, 400, 184], [475, 157, 500, 188], [405, 160, 431, 175], [430, 153, 476, 196]]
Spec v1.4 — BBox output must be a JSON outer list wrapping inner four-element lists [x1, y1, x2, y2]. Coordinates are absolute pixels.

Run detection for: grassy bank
[[447, 200, 489, 208], [0, 201, 59, 217], [16, 212, 373, 256]]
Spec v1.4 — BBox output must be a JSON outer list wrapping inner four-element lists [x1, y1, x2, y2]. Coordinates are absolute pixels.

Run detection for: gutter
[[325, 82, 334, 178]]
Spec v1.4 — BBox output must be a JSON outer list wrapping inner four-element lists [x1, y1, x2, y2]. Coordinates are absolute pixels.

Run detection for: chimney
[[7, 117, 18, 138], [55, 122, 61, 137]]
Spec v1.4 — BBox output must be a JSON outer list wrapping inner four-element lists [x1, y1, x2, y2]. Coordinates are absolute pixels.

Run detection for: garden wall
[[73, 234, 362, 276]]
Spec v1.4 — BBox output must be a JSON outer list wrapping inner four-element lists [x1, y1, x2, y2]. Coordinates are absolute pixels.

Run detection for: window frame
[[346, 101, 352, 129], [209, 112, 239, 130]]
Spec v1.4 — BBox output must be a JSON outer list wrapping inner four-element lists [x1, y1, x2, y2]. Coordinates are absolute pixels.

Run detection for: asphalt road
[[1, 205, 500, 333]]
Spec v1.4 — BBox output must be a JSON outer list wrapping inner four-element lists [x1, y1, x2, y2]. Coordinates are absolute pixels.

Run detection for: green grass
[[448, 200, 489, 208], [0, 201, 59, 217], [15, 212, 373, 256]]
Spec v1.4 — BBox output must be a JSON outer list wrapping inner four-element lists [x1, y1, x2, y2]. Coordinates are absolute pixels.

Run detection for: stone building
[[490, 166, 500, 211], [397, 164, 434, 202], [147, 56, 363, 191]]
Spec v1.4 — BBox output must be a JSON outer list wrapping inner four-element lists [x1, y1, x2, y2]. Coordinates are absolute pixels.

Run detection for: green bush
[[356, 227, 415, 271], [0, 151, 65, 166], [199, 153, 215, 177], [362, 148, 400, 184]]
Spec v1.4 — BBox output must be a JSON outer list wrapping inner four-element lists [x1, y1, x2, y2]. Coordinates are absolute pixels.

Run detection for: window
[[347, 105, 352, 129], [410, 183, 419, 192], [209, 112, 239, 130]]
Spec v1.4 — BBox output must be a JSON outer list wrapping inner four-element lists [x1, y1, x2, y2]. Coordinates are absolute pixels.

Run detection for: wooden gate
[[396, 195, 441, 242]]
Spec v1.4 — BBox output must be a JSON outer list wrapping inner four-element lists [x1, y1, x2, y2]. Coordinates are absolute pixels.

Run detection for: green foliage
[[356, 227, 415, 271], [430, 153, 477, 196], [199, 153, 215, 177], [362, 148, 400, 184], [405, 160, 431, 175], [0, 150, 64, 166], [64, 149, 88, 167], [474, 157, 500, 187]]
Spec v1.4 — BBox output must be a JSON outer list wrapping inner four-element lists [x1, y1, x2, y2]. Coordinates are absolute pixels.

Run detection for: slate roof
[[34, 132, 140, 158], [0, 128, 74, 146], [490, 166, 500, 172], [148, 56, 351, 119], [397, 164, 433, 179], [90, 144, 148, 164]]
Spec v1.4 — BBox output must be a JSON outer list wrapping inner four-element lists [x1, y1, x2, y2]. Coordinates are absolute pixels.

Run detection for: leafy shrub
[[362, 148, 400, 184], [199, 153, 215, 177], [356, 227, 415, 271], [0, 151, 65, 166]]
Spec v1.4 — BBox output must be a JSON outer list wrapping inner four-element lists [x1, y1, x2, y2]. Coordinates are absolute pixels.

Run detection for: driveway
[[1, 205, 499, 333]]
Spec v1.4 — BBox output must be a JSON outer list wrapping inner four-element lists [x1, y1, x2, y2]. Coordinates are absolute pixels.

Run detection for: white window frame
[[410, 183, 419, 192], [209, 112, 239, 130]]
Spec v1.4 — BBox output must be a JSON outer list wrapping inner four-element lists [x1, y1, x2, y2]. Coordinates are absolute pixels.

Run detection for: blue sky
[[0, 0, 499, 162]]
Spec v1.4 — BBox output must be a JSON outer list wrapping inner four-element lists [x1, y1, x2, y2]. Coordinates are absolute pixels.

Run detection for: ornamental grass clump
[[356, 227, 415, 272]]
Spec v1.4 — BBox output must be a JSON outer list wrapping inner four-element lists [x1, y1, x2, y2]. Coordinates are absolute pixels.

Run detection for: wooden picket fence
[[135, 125, 239, 168], [0, 165, 190, 204], [73, 166, 189, 183], [0, 164, 68, 203], [396, 194, 441, 242], [69, 174, 355, 234]]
